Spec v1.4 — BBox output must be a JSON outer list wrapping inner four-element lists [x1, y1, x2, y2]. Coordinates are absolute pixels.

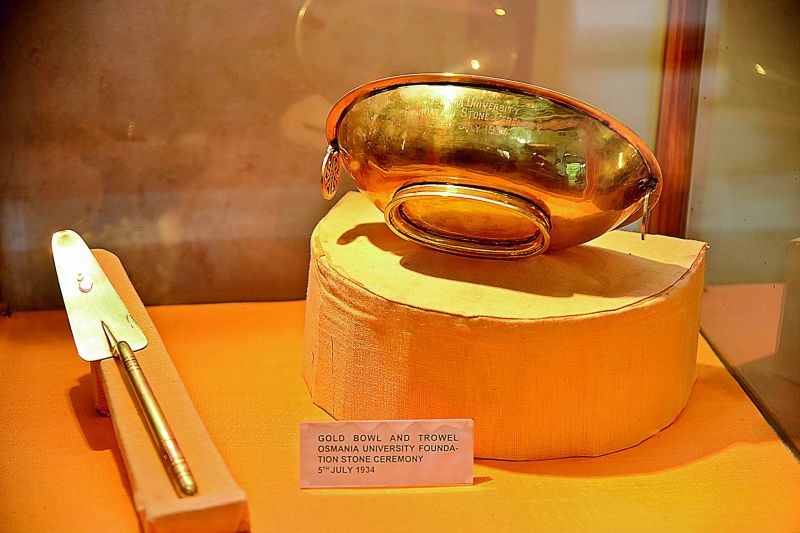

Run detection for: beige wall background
[[0, 0, 667, 310], [688, 0, 800, 284]]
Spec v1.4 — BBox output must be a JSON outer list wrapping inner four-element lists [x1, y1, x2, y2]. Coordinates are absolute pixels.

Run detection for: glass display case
[[0, 0, 668, 309], [687, 0, 800, 456], [0, 1, 798, 531]]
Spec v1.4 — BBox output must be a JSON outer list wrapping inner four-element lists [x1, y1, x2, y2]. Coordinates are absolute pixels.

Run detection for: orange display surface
[[1, 301, 799, 532]]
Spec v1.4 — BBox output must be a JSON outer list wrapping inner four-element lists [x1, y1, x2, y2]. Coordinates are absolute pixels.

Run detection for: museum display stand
[[303, 193, 708, 460], [89, 251, 249, 533]]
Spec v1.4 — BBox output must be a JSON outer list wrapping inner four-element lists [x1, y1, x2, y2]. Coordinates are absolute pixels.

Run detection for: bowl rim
[[325, 73, 662, 227]]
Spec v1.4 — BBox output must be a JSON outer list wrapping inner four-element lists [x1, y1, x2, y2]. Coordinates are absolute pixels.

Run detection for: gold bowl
[[321, 74, 662, 258]]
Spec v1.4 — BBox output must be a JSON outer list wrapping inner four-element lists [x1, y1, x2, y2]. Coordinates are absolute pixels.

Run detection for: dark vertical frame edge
[[651, 0, 709, 238]]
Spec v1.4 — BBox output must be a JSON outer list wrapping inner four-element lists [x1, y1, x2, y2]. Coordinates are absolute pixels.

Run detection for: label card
[[300, 419, 474, 488]]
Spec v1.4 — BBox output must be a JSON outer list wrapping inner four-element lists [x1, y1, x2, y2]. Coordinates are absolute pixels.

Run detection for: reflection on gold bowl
[[322, 74, 662, 258]]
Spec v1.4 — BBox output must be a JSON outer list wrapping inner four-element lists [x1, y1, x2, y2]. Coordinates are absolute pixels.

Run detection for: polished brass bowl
[[322, 74, 661, 258]]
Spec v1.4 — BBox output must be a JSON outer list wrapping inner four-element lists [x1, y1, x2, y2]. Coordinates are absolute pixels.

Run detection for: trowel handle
[[117, 340, 198, 497]]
